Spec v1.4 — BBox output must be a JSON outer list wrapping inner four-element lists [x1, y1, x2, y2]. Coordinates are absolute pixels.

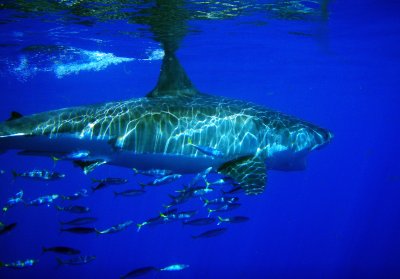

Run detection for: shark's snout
[[312, 127, 333, 150], [286, 124, 332, 153]]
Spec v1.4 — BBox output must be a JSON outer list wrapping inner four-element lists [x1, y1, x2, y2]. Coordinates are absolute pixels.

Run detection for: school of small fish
[[0, 150, 249, 277]]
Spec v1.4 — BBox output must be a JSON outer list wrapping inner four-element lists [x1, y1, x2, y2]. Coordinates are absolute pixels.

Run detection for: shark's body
[[0, 54, 332, 194]]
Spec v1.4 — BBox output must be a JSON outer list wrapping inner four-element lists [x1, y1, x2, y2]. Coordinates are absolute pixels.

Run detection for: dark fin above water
[[146, 51, 199, 98], [218, 156, 267, 195], [6, 111, 23, 122]]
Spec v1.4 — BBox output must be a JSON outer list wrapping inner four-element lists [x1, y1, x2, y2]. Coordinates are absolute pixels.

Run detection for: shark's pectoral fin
[[73, 160, 107, 175], [217, 155, 267, 195]]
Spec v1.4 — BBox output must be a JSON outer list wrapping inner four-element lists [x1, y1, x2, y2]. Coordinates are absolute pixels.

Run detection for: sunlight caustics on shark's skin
[[0, 52, 332, 195]]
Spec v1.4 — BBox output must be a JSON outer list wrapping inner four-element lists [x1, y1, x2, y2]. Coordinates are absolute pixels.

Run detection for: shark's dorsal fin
[[6, 111, 23, 122], [218, 155, 267, 195], [146, 51, 199, 98]]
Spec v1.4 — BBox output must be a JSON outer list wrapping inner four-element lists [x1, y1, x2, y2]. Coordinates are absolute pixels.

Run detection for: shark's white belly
[[1, 133, 311, 173], [109, 152, 224, 173], [0, 134, 227, 173]]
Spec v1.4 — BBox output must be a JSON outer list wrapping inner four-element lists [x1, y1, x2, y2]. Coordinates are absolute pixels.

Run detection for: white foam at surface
[[54, 50, 135, 78], [143, 49, 165, 61], [8, 47, 164, 81]]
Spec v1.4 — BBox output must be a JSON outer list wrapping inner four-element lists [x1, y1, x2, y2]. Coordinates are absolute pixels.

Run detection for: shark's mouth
[[311, 130, 334, 151]]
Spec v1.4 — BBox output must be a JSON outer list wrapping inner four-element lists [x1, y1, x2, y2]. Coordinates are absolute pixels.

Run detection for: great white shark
[[0, 53, 332, 195]]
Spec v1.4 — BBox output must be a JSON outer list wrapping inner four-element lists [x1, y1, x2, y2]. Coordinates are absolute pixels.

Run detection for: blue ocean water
[[0, 1, 399, 279]]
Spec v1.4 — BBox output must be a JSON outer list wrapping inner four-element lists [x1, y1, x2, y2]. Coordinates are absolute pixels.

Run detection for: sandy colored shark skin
[[0, 53, 332, 195]]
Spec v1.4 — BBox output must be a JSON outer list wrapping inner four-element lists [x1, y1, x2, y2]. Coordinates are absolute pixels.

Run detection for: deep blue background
[[1, 1, 399, 278]]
